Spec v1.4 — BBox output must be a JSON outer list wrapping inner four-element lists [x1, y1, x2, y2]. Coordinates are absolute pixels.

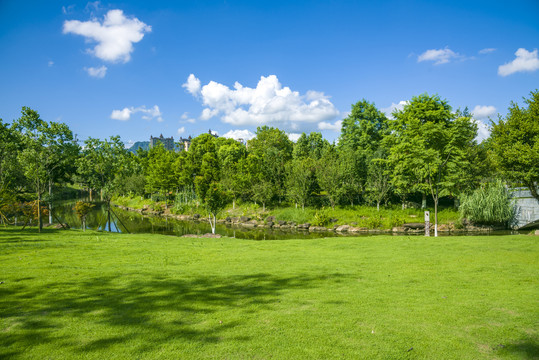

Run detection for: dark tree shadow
[[0, 272, 348, 357]]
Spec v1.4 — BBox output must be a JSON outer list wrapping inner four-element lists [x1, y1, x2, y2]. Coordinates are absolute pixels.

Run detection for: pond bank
[[114, 204, 507, 235]]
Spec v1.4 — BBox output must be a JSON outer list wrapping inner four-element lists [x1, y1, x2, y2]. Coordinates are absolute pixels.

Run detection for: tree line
[[1, 91, 537, 234]]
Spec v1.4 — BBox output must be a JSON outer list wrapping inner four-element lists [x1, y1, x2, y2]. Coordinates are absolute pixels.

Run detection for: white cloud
[[318, 120, 342, 131], [381, 100, 408, 119], [498, 48, 539, 76], [177, 127, 185, 135], [181, 112, 189, 120], [110, 105, 163, 122], [184, 74, 340, 131], [474, 120, 490, 143], [84, 65, 107, 78], [63, 9, 151, 63], [110, 107, 131, 121], [479, 48, 496, 54], [48, 60, 54, 67], [222, 129, 256, 141], [287, 133, 302, 142], [200, 108, 219, 120], [418, 47, 459, 65], [182, 74, 201, 95], [472, 105, 496, 119]]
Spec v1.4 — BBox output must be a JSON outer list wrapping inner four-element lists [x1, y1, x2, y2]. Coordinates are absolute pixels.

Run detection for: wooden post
[[424, 211, 430, 237]]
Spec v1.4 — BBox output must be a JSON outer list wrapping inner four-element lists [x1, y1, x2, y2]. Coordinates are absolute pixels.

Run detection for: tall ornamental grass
[[459, 180, 515, 227]]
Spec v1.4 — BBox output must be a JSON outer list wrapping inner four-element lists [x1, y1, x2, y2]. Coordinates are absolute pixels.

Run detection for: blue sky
[[1, 0, 538, 145]]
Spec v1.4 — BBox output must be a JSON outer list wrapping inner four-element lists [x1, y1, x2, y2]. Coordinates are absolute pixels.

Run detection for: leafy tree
[[0, 119, 23, 213], [13, 107, 79, 231], [339, 100, 388, 154], [248, 126, 293, 202], [286, 158, 316, 210], [388, 94, 477, 236], [293, 132, 330, 160], [77, 136, 127, 231], [365, 149, 392, 211], [316, 149, 343, 209], [489, 90, 539, 201], [203, 182, 228, 234], [338, 148, 364, 206], [74, 201, 95, 231], [252, 179, 274, 212], [145, 143, 177, 207]]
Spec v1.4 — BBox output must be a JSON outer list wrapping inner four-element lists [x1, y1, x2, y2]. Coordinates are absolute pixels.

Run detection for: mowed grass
[[0, 229, 537, 359]]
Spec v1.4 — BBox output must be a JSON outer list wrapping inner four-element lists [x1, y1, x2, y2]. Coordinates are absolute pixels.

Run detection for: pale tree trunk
[[421, 193, 426, 209], [208, 213, 216, 234], [377, 201, 380, 211], [48, 180, 52, 225], [232, 198, 235, 210], [434, 197, 438, 237]]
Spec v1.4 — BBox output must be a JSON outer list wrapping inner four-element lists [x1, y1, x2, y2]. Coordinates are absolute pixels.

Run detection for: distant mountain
[[128, 141, 150, 153]]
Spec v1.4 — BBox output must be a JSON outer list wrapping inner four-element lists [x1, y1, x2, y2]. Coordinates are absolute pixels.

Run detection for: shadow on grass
[[0, 272, 348, 357], [499, 339, 539, 359]]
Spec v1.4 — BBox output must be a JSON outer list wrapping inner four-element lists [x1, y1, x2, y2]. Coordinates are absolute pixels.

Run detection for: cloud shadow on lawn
[[0, 272, 348, 357]]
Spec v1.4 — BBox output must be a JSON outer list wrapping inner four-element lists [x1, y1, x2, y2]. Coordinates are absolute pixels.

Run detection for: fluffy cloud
[[479, 48, 496, 54], [222, 129, 256, 141], [183, 74, 340, 131], [287, 133, 302, 142], [182, 74, 201, 95], [318, 120, 342, 131], [63, 9, 151, 63], [177, 127, 186, 135], [498, 48, 539, 76], [110, 105, 163, 122], [85, 65, 107, 78], [472, 105, 496, 119], [418, 48, 459, 65], [48, 60, 54, 67], [381, 100, 408, 119]]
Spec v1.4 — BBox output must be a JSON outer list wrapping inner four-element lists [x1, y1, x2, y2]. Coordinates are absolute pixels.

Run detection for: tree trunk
[[263, 202, 265, 212], [83, 217, 86, 232], [232, 198, 235, 210], [434, 197, 438, 237], [48, 180, 53, 225], [209, 213, 216, 234], [101, 189, 103, 201], [107, 201, 111, 232], [89, 188, 93, 201], [377, 201, 380, 211], [421, 193, 426, 209], [38, 193, 43, 233]]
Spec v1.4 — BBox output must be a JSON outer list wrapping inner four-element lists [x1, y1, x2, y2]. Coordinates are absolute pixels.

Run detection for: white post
[[424, 211, 430, 237]]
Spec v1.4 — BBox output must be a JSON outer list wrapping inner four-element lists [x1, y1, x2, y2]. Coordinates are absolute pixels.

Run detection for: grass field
[[1, 229, 537, 359]]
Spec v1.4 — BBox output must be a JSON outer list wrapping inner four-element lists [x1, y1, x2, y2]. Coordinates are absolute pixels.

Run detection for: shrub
[[312, 208, 330, 227], [459, 180, 515, 227]]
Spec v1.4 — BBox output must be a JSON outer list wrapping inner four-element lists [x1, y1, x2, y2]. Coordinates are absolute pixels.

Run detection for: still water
[[53, 201, 523, 240]]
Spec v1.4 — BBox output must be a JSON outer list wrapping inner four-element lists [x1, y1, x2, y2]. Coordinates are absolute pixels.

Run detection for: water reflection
[[53, 201, 525, 240]]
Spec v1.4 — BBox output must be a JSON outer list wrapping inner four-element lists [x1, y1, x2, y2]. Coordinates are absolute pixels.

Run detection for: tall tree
[[489, 90, 539, 201], [388, 94, 477, 236], [13, 107, 79, 231], [365, 149, 392, 211], [286, 158, 316, 210], [77, 136, 127, 232], [145, 143, 177, 207], [248, 126, 293, 203], [316, 148, 343, 209]]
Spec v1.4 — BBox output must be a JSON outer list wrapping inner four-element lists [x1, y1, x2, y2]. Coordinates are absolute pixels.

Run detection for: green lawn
[[1, 229, 537, 359]]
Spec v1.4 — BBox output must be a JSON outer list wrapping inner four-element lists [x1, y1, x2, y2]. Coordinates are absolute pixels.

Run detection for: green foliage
[[489, 89, 539, 201], [339, 99, 388, 153], [312, 207, 330, 227], [459, 180, 516, 226]]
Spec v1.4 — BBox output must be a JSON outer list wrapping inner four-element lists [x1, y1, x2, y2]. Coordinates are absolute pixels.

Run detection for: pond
[[52, 201, 524, 240]]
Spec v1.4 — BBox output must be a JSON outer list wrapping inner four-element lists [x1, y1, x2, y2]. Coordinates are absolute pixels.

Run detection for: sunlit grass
[[1, 229, 537, 359]]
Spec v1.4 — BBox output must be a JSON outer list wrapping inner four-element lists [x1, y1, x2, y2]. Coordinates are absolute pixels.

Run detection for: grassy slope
[[0, 229, 537, 359]]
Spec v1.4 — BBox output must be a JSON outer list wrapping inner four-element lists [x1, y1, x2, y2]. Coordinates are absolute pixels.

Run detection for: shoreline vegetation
[[112, 195, 506, 234]]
